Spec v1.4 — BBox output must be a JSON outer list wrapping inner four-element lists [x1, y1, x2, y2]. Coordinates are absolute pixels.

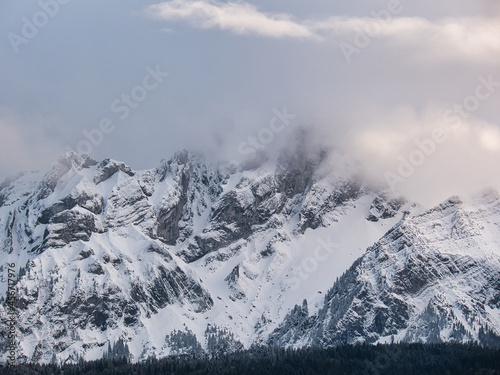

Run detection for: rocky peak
[[1, 148, 499, 364], [94, 159, 135, 185], [58, 152, 98, 171]]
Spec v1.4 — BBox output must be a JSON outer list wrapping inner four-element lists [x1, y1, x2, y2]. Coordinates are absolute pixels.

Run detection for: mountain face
[[268, 192, 500, 348], [0, 145, 499, 364]]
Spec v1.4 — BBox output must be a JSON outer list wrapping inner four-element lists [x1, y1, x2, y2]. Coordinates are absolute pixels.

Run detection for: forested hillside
[[2, 344, 500, 375]]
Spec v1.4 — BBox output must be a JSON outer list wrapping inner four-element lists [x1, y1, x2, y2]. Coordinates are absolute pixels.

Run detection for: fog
[[0, 0, 499, 207]]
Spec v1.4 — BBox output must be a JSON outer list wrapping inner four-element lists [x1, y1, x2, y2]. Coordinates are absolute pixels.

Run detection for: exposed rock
[[94, 159, 135, 185], [268, 196, 500, 348], [0, 146, 499, 364], [367, 196, 406, 222], [39, 209, 98, 251]]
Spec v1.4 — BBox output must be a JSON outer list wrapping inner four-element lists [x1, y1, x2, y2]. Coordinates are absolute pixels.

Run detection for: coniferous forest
[[1, 343, 500, 375]]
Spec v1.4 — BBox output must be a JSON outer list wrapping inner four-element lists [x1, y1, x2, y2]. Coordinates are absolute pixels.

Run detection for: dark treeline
[[1, 343, 500, 375]]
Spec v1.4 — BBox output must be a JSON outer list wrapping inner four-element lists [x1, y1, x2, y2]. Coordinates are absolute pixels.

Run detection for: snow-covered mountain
[[1, 141, 499, 364], [269, 191, 500, 348]]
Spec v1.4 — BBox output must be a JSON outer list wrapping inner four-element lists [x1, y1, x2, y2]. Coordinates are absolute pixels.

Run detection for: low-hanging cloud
[[1, 1, 498, 209], [0, 111, 64, 178], [346, 108, 500, 207]]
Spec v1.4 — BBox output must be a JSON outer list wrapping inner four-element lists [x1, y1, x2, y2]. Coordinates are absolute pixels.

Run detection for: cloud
[[145, 0, 319, 40], [0, 111, 64, 179], [315, 15, 500, 63], [476, 121, 500, 152], [347, 108, 500, 207], [146, 1, 500, 64]]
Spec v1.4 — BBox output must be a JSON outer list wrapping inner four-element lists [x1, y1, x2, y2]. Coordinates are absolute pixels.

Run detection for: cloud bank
[[1, 0, 498, 208], [146, 0, 500, 65]]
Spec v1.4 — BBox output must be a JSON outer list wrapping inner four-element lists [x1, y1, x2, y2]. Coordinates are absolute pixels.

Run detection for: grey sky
[[1, 0, 499, 205]]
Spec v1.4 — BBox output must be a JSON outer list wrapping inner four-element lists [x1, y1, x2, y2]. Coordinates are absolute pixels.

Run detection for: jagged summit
[[0, 147, 499, 364], [57, 152, 98, 170]]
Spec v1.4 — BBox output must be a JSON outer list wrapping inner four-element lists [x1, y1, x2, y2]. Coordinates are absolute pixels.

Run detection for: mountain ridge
[[1, 147, 499, 364]]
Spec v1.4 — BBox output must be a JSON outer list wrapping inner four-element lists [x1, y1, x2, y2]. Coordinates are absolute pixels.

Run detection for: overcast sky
[[1, 0, 499, 206]]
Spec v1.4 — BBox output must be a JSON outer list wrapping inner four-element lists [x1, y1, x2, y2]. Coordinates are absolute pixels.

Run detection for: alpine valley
[[1, 137, 500, 364]]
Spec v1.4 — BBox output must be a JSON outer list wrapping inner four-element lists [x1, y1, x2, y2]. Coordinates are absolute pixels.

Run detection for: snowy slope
[[268, 190, 500, 348], [1, 145, 498, 364]]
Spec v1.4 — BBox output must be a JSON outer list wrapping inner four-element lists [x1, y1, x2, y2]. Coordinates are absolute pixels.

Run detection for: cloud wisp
[[145, 0, 319, 40], [318, 15, 500, 64]]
